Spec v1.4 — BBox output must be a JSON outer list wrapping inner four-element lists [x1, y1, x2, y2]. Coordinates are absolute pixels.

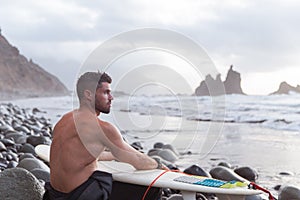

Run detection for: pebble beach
[[1, 95, 300, 200]]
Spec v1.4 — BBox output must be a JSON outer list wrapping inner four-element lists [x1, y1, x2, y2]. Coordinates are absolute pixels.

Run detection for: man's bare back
[[50, 110, 104, 192]]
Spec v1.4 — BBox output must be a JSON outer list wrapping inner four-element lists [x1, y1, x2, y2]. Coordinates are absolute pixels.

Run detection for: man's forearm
[[98, 151, 116, 161]]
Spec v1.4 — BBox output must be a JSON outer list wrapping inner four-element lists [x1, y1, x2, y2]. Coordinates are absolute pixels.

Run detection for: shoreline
[[1, 99, 300, 199]]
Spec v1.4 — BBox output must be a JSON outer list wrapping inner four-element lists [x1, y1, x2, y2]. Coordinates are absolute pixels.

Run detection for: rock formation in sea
[[0, 31, 69, 99], [270, 81, 300, 95], [195, 65, 245, 96]]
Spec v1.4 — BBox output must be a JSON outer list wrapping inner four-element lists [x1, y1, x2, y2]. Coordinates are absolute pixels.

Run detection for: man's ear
[[83, 90, 93, 101]]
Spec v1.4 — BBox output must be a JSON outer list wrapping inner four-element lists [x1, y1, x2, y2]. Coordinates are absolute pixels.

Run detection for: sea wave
[[119, 94, 300, 133]]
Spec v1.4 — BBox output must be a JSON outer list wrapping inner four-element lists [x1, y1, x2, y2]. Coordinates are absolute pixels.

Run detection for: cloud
[[0, 0, 299, 94]]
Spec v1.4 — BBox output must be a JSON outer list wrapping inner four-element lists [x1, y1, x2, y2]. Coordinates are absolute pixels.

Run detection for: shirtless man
[[43, 72, 164, 200]]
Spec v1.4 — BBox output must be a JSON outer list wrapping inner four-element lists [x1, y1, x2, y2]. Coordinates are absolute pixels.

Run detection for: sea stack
[[195, 65, 245, 96]]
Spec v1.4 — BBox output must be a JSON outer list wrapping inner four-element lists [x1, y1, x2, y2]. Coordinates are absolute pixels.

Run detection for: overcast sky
[[0, 0, 299, 95]]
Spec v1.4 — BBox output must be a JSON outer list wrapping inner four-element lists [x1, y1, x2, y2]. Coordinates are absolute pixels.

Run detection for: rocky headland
[[0, 32, 69, 100], [270, 81, 300, 95]]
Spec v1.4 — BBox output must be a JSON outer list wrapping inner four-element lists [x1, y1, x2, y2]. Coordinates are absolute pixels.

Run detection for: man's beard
[[95, 102, 111, 114]]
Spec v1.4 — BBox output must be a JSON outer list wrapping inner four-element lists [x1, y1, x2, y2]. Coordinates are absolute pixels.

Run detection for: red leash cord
[[250, 182, 275, 200], [142, 170, 170, 200]]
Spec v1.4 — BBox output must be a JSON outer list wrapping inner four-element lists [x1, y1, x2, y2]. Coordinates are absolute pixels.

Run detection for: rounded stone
[[167, 194, 184, 200], [4, 132, 27, 144], [218, 162, 232, 168], [245, 195, 263, 200], [234, 166, 258, 182], [0, 138, 15, 147], [278, 185, 300, 200], [17, 157, 50, 172], [209, 166, 245, 182], [162, 144, 179, 156], [154, 142, 164, 149], [31, 168, 50, 182], [19, 143, 36, 155], [0, 167, 44, 200], [157, 149, 178, 163], [279, 171, 294, 176], [148, 149, 161, 157], [0, 141, 7, 151], [7, 160, 18, 168], [131, 142, 143, 151], [26, 135, 50, 147], [184, 165, 211, 177], [19, 153, 36, 161]]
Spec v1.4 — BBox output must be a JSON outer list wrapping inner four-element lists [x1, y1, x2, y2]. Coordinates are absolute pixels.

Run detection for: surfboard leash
[[249, 182, 276, 200], [142, 169, 180, 200]]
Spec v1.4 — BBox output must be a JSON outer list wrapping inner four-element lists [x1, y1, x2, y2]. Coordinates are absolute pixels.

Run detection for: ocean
[[2, 93, 300, 195]]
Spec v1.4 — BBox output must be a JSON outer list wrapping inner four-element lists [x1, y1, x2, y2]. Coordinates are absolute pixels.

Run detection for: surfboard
[[35, 144, 50, 162], [35, 144, 261, 200]]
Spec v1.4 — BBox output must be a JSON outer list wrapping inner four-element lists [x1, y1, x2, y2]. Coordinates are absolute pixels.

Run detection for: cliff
[[0, 32, 69, 99], [195, 65, 245, 96], [270, 82, 300, 95]]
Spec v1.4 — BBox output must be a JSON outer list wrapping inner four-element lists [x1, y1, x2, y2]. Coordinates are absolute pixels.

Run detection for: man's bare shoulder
[[98, 119, 118, 133]]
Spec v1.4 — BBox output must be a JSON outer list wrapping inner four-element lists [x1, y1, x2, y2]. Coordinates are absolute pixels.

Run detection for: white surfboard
[[35, 144, 50, 162], [35, 145, 261, 200]]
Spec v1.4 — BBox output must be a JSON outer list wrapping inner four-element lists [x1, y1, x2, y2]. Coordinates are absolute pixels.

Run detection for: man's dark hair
[[76, 72, 112, 101]]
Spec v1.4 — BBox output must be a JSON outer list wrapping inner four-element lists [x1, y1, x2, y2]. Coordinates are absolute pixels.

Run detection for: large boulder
[[0, 167, 44, 200]]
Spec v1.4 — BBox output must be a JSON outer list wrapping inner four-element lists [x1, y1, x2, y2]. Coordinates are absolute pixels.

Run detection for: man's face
[[94, 82, 113, 114]]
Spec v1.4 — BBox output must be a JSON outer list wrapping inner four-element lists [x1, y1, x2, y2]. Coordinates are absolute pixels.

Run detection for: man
[[43, 72, 165, 200]]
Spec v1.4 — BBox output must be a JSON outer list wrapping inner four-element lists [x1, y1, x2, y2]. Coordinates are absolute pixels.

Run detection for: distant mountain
[[270, 81, 300, 95], [0, 31, 69, 99], [195, 65, 245, 96]]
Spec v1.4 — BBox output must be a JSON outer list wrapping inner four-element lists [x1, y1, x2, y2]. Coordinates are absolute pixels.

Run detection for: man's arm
[[98, 150, 116, 161], [100, 121, 161, 170]]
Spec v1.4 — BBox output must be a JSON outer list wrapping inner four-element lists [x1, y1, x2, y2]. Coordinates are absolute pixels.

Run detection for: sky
[[0, 0, 299, 95]]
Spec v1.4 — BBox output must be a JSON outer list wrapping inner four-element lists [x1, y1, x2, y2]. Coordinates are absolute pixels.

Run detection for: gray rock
[[0, 141, 7, 151], [148, 148, 161, 157], [27, 135, 50, 147], [278, 185, 300, 200], [245, 195, 263, 200], [31, 168, 50, 182], [7, 160, 18, 168], [153, 142, 164, 149], [0, 167, 44, 200], [151, 155, 172, 167], [279, 171, 294, 176], [157, 149, 178, 163], [0, 138, 15, 146], [19, 143, 36, 154], [184, 165, 211, 177], [17, 157, 50, 172], [5, 132, 27, 144], [162, 144, 179, 156], [19, 153, 36, 161], [167, 194, 184, 200], [234, 166, 258, 182], [210, 166, 245, 182], [217, 162, 232, 168], [196, 193, 209, 200]]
